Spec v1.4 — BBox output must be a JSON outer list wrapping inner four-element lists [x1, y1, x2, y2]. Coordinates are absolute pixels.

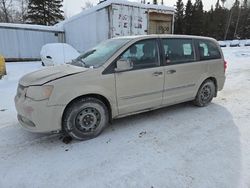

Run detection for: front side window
[[162, 38, 195, 64], [119, 39, 160, 70], [198, 40, 221, 60]]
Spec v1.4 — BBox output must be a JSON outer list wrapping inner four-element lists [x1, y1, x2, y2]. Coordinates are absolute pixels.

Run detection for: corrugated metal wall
[[0, 27, 64, 61], [64, 8, 109, 53]]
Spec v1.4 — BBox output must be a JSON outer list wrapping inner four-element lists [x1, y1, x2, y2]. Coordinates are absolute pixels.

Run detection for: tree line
[[0, 0, 64, 25], [174, 0, 250, 40]]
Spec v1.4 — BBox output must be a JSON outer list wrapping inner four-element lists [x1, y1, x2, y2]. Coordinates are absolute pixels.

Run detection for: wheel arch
[[62, 93, 112, 124]]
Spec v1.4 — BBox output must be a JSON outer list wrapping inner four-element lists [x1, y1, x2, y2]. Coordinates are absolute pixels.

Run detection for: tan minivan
[[15, 35, 226, 140]]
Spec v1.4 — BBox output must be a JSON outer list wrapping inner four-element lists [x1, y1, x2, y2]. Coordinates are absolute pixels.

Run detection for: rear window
[[197, 40, 221, 60]]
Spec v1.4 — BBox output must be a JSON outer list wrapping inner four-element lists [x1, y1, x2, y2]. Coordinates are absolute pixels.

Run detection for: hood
[[19, 64, 88, 86]]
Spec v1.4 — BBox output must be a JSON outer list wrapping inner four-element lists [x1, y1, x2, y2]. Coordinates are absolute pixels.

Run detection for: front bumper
[[15, 95, 65, 133]]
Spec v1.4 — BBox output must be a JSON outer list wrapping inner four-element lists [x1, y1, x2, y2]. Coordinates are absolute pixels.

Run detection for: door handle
[[166, 70, 176, 74], [153, 71, 163, 76]]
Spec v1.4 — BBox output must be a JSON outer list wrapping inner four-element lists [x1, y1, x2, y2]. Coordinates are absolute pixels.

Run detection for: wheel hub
[[201, 85, 211, 102], [75, 107, 101, 132]]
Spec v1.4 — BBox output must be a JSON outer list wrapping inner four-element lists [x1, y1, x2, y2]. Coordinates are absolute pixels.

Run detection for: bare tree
[[0, 0, 28, 23], [19, 0, 28, 23], [0, 0, 12, 22]]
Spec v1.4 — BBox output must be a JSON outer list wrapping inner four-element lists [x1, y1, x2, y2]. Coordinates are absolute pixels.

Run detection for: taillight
[[224, 60, 227, 72]]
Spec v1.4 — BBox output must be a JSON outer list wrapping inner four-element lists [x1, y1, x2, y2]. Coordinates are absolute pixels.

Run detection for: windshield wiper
[[71, 59, 87, 67], [78, 59, 87, 67]]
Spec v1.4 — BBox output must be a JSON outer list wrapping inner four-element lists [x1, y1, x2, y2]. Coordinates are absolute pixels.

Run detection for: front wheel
[[193, 80, 216, 107], [62, 97, 109, 140]]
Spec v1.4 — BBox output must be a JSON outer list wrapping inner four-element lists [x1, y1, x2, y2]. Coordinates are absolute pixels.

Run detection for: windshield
[[72, 38, 131, 68]]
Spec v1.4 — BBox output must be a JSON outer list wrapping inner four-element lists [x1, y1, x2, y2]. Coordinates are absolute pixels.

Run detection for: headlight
[[26, 85, 54, 101]]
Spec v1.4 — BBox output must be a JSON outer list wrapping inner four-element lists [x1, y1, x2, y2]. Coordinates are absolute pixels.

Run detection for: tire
[[193, 80, 216, 107], [62, 97, 109, 140]]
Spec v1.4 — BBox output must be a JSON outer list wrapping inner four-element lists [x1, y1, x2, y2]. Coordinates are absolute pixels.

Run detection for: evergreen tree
[[226, 0, 240, 39], [184, 0, 193, 34], [243, 0, 248, 8], [215, 0, 221, 9], [174, 0, 184, 34], [203, 6, 215, 37], [173, 0, 249, 40], [221, 0, 226, 8], [213, 3, 228, 39], [191, 0, 204, 35], [238, 0, 250, 38], [27, 0, 64, 25]]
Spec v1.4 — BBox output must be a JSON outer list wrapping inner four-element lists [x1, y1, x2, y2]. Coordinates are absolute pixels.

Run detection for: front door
[[115, 39, 164, 115]]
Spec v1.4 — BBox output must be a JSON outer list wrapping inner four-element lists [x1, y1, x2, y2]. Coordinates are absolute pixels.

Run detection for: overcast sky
[[63, 0, 234, 18]]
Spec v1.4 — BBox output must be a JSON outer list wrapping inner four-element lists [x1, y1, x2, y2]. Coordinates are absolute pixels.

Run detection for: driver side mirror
[[115, 59, 133, 72]]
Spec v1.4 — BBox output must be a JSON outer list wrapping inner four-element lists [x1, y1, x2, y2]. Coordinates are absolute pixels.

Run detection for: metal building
[[0, 23, 64, 61]]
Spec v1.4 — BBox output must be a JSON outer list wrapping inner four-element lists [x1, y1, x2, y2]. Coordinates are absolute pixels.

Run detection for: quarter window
[[198, 40, 221, 60], [119, 39, 160, 70], [162, 39, 195, 64]]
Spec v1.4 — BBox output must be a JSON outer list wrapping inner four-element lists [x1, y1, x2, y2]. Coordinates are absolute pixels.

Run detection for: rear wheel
[[193, 80, 216, 107], [62, 97, 109, 140]]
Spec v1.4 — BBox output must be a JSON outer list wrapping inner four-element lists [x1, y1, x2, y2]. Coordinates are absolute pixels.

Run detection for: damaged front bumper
[[14, 85, 65, 133]]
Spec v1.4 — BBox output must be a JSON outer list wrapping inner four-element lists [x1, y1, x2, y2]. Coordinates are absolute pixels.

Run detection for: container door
[[111, 4, 147, 38], [130, 6, 147, 36]]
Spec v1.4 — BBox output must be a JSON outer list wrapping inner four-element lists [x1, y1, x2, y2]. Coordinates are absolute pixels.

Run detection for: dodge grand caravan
[[15, 35, 226, 140]]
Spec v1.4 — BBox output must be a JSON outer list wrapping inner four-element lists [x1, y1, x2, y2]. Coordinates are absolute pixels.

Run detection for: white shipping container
[[61, 0, 175, 53]]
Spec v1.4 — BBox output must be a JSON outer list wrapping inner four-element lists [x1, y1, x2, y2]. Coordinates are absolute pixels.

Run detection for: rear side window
[[197, 40, 221, 60], [162, 38, 195, 64]]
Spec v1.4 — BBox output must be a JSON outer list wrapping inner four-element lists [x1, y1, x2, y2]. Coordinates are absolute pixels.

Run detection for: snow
[[40, 43, 80, 66], [0, 23, 64, 32], [230, 39, 240, 46], [1, 46, 250, 187], [245, 40, 250, 46]]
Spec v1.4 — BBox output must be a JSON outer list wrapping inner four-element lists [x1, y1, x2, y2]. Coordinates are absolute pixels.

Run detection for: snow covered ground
[[0, 47, 250, 188]]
